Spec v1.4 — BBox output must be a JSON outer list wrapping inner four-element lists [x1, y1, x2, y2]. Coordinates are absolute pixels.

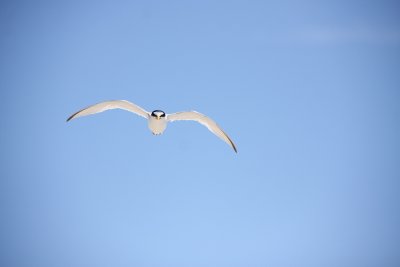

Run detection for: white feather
[[167, 111, 237, 153], [67, 100, 149, 121]]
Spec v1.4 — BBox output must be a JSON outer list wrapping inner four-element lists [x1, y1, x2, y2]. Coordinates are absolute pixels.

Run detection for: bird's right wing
[[67, 100, 150, 121], [167, 111, 237, 153]]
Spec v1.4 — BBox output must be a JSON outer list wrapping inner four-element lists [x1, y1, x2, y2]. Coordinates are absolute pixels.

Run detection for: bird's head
[[151, 110, 166, 120]]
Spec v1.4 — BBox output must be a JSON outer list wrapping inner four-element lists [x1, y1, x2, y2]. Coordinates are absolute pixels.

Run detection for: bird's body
[[148, 110, 167, 135], [67, 100, 237, 153]]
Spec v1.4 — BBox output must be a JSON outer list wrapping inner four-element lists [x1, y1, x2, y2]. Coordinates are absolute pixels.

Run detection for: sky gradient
[[1, 1, 400, 266]]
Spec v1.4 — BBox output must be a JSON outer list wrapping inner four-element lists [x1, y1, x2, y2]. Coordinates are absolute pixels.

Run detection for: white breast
[[148, 117, 167, 135]]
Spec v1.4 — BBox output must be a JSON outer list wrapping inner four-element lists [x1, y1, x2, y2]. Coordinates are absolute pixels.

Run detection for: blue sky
[[1, 1, 400, 266]]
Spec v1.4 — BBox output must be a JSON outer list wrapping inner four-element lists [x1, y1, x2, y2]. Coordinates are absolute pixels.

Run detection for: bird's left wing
[[67, 100, 150, 121], [167, 111, 237, 153]]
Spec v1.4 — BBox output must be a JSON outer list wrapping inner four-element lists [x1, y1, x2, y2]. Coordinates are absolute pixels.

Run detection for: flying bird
[[67, 100, 237, 153]]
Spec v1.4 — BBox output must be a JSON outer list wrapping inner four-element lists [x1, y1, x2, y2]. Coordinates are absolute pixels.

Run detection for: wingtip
[[232, 145, 238, 153], [223, 131, 237, 153], [66, 110, 81, 122]]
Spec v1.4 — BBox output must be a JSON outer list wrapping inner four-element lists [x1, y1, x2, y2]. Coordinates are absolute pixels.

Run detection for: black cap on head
[[151, 110, 166, 117]]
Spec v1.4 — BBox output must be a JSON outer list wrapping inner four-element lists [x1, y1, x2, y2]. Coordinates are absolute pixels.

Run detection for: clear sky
[[1, 1, 400, 266]]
